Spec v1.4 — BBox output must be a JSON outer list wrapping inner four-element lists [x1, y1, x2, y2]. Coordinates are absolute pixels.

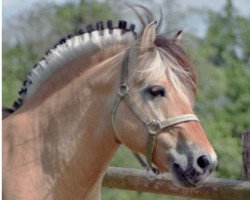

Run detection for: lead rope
[[111, 47, 200, 174]]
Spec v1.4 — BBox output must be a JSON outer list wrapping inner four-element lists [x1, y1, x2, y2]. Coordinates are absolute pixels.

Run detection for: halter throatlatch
[[111, 47, 199, 173]]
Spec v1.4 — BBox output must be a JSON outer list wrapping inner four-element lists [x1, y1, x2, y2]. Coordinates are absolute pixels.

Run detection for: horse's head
[[112, 21, 217, 188]]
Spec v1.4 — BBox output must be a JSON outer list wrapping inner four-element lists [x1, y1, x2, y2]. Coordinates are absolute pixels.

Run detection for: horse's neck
[[39, 77, 119, 200], [3, 54, 122, 200]]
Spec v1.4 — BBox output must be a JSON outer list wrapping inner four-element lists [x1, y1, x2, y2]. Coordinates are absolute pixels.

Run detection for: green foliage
[[224, 64, 250, 136], [206, 0, 237, 66], [3, 43, 41, 107], [52, 0, 118, 34], [236, 17, 250, 62]]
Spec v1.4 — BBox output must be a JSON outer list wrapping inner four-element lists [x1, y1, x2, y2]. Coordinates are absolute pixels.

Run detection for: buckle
[[118, 84, 129, 96], [147, 120, 162, 135]]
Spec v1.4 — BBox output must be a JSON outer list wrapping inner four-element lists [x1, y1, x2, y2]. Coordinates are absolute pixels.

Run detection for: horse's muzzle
[[171, 154, 216, 188]]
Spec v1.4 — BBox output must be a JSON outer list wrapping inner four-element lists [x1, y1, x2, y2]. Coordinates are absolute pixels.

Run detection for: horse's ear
[[140, 21, 157, 52], [173, 29, 183, 43]]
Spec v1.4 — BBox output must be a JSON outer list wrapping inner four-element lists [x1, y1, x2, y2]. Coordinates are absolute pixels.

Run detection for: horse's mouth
[[172, 171, 199, 188], [171, 163, 207, 188]]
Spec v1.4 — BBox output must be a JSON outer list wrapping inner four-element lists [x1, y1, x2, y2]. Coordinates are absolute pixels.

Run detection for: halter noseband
[[111, 47, 199, 173]]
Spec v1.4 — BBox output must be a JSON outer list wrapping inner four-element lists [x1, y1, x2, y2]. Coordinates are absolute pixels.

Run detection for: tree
[[206, 0, 236, 66]]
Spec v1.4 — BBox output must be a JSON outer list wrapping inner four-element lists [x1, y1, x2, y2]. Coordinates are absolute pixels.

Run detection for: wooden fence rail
[[103, 132, 250, 199], [103, 167, 250, 200]]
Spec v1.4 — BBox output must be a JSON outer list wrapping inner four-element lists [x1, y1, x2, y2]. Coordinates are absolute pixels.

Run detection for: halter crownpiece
[[111, 46, 199, 173]]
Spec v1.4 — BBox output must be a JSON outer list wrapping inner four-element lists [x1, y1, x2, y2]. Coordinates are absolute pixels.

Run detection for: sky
[[2, 0, 250, 37]]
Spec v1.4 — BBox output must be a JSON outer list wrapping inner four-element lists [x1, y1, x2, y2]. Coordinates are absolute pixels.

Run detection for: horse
[[3, 6, 217, 200]]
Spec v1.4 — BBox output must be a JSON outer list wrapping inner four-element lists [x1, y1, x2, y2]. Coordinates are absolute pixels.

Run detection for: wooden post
[[243, 131, 250, 180], [103, 167, 250, 200]]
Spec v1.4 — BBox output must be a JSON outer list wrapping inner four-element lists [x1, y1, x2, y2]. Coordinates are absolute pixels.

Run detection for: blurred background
[[3, 0, 250, 199]]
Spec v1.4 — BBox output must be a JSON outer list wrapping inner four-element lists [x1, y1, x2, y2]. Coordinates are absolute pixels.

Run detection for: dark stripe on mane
[[2, 107, 14, 119]]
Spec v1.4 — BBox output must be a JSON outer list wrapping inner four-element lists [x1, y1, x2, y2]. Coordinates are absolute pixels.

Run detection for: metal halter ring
[[147, 120, 162, 135], [119, 84, 129, 96]]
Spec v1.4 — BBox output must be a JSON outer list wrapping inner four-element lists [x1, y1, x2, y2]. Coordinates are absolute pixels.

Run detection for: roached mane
[[12, 20, 137, 110], [11, 5, 196, 111]]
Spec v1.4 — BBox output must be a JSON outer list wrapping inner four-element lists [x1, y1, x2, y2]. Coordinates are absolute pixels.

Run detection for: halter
[[111, 47, 199, 173]]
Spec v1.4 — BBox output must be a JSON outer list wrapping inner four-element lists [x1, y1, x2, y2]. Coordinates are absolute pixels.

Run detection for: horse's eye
[[147, 86, 166, 97]]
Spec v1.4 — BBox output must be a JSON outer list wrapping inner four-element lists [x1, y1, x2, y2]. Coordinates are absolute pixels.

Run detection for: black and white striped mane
[[13, 20, 136, 110]]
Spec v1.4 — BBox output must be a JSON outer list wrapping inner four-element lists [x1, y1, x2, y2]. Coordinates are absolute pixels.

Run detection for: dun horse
[[3, 7, 217, 200]]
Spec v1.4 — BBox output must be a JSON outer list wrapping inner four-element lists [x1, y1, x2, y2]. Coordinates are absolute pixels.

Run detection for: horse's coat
[[3, 6, 217, 200]]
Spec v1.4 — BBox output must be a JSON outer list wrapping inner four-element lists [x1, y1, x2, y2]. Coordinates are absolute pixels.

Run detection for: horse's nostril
[[173, 162, 182, 171], [197, 155, 210, 171]]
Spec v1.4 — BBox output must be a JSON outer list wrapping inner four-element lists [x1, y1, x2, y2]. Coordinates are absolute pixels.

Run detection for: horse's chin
[[169, 168, 208, 188], [155, 165, 202, 188], [171, 172, 205, 188]]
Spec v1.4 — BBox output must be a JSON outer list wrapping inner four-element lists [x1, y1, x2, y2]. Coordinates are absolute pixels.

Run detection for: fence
[[103, 132, 250, 200]]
